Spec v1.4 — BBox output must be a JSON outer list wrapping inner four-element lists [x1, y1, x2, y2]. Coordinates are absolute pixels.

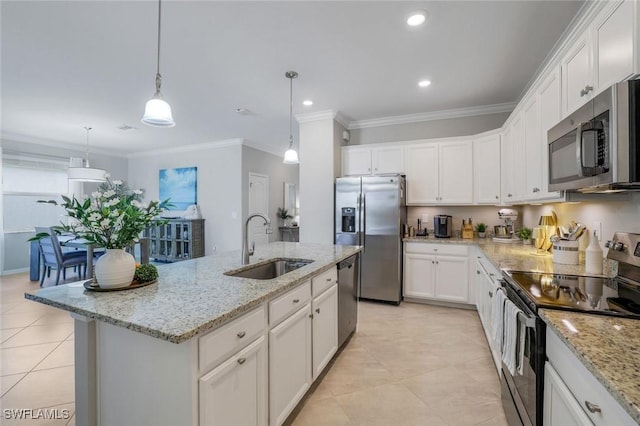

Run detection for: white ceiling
[[1, 1, 583, 156]]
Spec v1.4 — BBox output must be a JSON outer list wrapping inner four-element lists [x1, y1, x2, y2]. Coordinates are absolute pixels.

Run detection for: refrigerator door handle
[[361, 193, 366, 248]]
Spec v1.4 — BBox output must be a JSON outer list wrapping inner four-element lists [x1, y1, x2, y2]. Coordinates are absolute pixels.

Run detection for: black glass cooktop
[[503, 271, 640, 318]]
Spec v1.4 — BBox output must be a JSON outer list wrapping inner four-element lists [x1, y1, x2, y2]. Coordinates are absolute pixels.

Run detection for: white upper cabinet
[[593, 0, 635, 92], [562, 35, 593, 115], [406, 141, 472, 205], [510, 113, 526, 202], [523, 96, 542, 198], [341, 145, 404, 176], [537, 68, 564, 200], [501, 126, 514, 203], [473, 134, 501, 204]]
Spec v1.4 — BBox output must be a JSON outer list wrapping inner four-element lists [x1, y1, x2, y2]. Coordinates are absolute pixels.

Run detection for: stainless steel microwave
[[548, 80, 640, 192]]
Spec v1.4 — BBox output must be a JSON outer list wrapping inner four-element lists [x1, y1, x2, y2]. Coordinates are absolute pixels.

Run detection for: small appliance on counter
[[493, 209, 518, 243], [416, 218, 428, 237], [434, 215, 452, 238]]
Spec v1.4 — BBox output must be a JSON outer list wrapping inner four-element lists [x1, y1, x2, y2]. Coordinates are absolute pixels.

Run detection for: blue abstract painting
[[159, 167, 197, 211]]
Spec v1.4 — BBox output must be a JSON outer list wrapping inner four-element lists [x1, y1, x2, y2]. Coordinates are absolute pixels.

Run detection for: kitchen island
[[25, 242, 361, 426]]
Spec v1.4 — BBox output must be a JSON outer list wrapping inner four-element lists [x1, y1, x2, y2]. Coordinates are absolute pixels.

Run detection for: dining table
[[29, 236, 150, 281]]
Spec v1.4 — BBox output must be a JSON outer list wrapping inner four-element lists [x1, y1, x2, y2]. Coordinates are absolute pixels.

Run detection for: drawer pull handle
[[584, 401, 601, 413], [237, 331, 246, 338], [293, 299, 300, 303], [315, 308, 320, 314], [237, 358, 246, 365], [326, 277, 332, 281]]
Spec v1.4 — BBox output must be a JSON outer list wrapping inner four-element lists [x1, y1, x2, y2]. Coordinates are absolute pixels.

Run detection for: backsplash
[[407, 206, 523, 235]]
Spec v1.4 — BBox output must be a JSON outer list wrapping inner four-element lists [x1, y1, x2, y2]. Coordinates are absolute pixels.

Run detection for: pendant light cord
[[84, 127, 92, 168], [155, 0, 162, 94], [289, 75, 293, 147]]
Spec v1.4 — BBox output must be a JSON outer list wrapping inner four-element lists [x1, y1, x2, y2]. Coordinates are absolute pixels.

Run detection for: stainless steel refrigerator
[[335, 175, 406, 304]]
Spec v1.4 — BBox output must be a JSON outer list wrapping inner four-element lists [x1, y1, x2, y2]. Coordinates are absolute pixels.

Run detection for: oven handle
[[517, 310, 537, 329]]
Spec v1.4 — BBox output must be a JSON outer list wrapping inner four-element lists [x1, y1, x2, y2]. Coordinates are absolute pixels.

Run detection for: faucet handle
[[265, 225, 273, 235], [249, 241, 255, 256]]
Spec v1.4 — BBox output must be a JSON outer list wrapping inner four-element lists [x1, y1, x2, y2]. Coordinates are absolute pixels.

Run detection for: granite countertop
[[540, 309, 640, 423], [405, 236, 616, 277], [25, 242, 361, 344]]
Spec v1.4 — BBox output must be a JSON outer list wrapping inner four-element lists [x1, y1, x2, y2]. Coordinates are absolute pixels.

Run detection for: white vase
[[94, 249, 136, 289]]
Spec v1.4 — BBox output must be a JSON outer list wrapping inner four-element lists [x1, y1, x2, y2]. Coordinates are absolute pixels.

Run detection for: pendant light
[[141, 0, 175, 127], [283, 71, 299, 164], [68, 127, 107, 182]]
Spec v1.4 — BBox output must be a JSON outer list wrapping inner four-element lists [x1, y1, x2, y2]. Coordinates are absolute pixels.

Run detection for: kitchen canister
[[552, 240, 579, 265]]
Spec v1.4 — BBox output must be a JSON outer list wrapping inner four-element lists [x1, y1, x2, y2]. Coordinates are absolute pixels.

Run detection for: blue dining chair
[[35, 227, 88, 286]]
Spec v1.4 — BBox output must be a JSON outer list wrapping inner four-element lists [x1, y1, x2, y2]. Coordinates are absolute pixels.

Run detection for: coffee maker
[[434, 215, 452, 238]]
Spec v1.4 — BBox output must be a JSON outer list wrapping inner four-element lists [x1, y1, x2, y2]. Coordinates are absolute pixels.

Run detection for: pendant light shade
[[283, 71, 299, 164], [142, 0, 175, 127], [68, 127, 107, 182]]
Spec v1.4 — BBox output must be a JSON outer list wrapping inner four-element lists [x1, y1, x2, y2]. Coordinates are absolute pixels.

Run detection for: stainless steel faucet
[[242, 213, 272, 265]]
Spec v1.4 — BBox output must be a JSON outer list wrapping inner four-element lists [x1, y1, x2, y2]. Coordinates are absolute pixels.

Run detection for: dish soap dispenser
[[585, 230, 603, 275]]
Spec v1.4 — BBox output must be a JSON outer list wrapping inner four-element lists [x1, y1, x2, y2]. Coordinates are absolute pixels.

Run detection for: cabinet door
[[544, 363, 594, 426], [501, 127, 515, 203], [373, 146, 404, 174], [594, 0, 634, 92], [312, 285, 338, 380], [439, 140, 473, 204], [403, 253, 436, 298], [538, 68, 563, 200], [405, 143, 438, 204], [269, 304, 312, 426], [434, 255, 469, 303], [510, 114, 526, 202], [200, 336, 267, 426], [563, 36, 593, 115], [473, 134, 501, 204], [524, 97, 542, 199], [342, 148, 372, 176]]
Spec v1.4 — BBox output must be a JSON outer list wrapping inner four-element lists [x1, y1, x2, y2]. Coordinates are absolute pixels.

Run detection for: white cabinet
[[473, 134, 501, 204], [501, 113, 526, 203], [200, 337, 268, 426], [545, 328, 636, 426], [406, 141, 473, 205], [562, 35, 593, 115], [500, 127, 514, 203], [341, 145, 404, 176], [544, 363, 594, 426], [311, 284, 338, 380], [475, 254, 501, 373], [537, 68, 563, 200], [269, 301, 312, 426], [523, 96, 542, 198], [403, 243, 470, 304]]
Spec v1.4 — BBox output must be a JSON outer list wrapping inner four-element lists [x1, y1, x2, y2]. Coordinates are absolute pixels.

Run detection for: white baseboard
[[1, 267, 29, 276]]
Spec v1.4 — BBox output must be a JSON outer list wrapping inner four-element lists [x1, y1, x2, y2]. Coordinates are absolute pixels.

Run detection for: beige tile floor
[[1, 271, 507, 426]]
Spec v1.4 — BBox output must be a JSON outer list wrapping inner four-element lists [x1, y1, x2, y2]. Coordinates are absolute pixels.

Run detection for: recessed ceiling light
[[418, 80, 431, 88], [407, 10, 427, 27], [303, 100, 313, 106]]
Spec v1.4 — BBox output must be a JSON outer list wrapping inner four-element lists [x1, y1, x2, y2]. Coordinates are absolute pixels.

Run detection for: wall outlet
[[593, 222, 602, 240]]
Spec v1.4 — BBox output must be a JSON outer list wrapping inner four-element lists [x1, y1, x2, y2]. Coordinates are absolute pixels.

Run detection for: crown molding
[[348, 102, 516, 130], [127, 138, 244, 159], [242, 140, 285, 158], [1, 132, 128, 158]]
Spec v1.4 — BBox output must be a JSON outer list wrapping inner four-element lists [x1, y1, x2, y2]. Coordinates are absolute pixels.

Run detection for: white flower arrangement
[[36, 177, 170, 249]]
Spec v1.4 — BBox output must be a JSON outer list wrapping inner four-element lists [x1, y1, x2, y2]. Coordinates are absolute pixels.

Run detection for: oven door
[[500, 283, 546, 426]]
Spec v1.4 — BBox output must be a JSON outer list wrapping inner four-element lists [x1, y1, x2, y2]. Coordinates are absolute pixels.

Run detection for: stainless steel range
[[499, 232, 640, 426]]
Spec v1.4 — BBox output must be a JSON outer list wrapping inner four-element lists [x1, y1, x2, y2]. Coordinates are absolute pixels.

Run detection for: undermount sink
[[225, 258, 314, 280]]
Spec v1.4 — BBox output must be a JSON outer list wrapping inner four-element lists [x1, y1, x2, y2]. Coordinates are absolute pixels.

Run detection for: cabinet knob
[[237, 331, 246, 339], [495, 195, 499, 199], [584, 401, 601, 413], [436, 260, 439, 264], [580, 85, 594, 97], [293, 299, 300, 303], [326, 277, 332, 282], [309, 314, 314, 319], [432, 260, 435, 264], [489, 291, 493, 297], [315, 308, 320, 314], [508, 193, 512, 197], [237, 358, 246, 365], [477, 270, 481, 275]]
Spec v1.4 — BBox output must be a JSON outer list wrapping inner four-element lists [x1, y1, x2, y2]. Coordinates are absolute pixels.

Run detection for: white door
[[342, 148, 372, 176], [473, 134, 501, 204], [405, 143, 438, 204], [510, 114, 526, 202], [199, 337, 267, 426], [501, 127, 514, 203], [312, 284, 338, 380], [439, 140, 473, 204], [524, 97, 541, 199], [594, 0, 634, 92], [544, 363, 594, 426], [434, 255, 469, 303], [373, 146, 404, 174], [538, 68, 563, 200], [562, 36, 592, 115], [403, 253, 436, 299], [249, 173, 269, 246]]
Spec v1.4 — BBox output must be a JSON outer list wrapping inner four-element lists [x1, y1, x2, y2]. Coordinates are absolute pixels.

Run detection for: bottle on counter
[[585, 230, 603, 275]]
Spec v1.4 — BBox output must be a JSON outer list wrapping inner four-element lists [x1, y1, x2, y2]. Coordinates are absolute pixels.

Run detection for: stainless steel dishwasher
[[337, 254, 359, 348]]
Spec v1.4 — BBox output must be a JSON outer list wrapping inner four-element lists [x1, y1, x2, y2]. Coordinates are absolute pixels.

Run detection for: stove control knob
[[605, 240, 613, 248], [614, 242, 625, 251]]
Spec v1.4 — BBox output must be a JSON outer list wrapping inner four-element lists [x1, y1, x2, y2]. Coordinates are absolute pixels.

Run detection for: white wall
[[127, 142, 243, 254], [299, 117, 340, 244], [349, 112, 510, 145], [241, 146, 299, 242]]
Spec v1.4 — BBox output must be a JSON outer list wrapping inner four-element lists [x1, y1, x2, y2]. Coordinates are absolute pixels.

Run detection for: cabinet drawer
[[269, 281, 311, 327], [405, 242, 469, 256], [546, 329, 636, 425], [311, 267, 337, 297], [199, 306, 266, 374]]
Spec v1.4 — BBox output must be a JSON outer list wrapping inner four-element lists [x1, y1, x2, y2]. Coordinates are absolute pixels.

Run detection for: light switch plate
[[593, 222, 602, 240]]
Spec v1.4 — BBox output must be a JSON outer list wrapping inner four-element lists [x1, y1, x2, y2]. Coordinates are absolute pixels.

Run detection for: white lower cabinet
[[545, 328, 636, 426], [475, 254, 501, 372], [312, 284, 338, 380], [199, 336, 268, 426], [403, 242, 470, 304]]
